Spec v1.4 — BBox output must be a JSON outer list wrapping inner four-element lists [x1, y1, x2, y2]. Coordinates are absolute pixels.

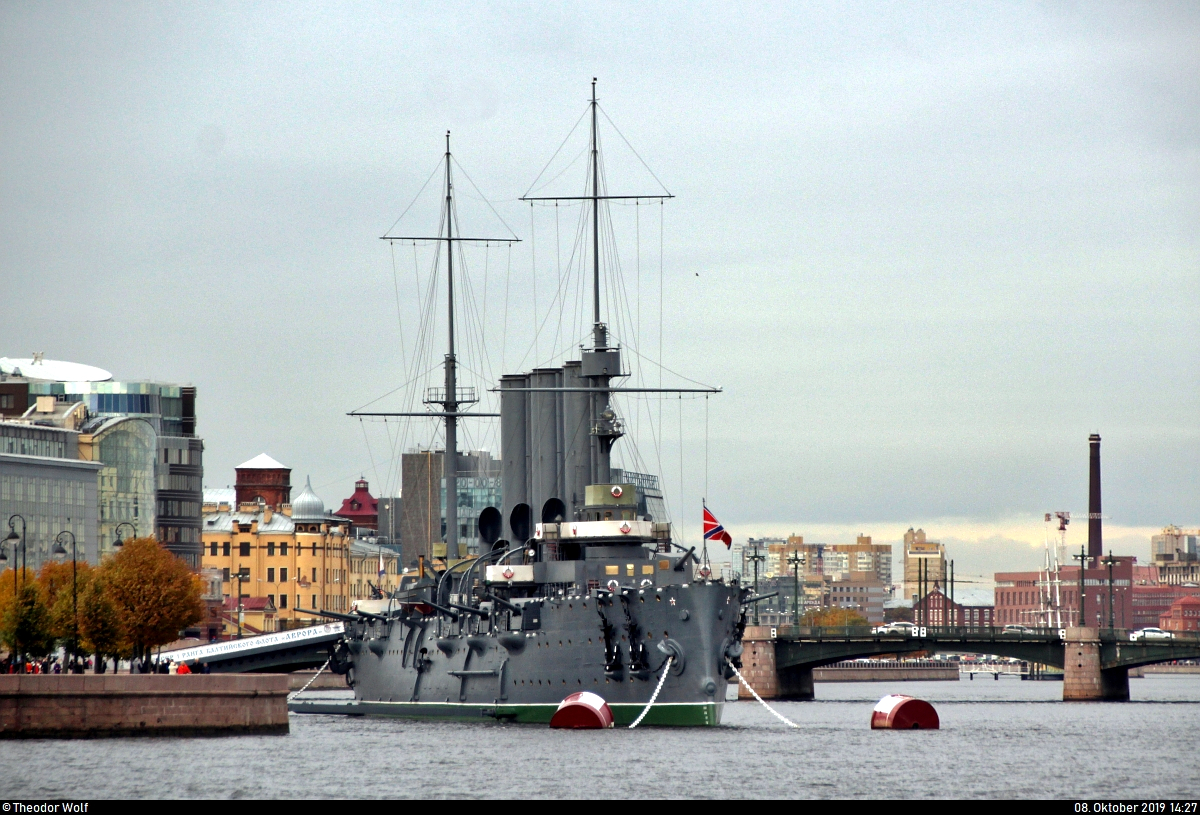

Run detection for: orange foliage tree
[[800, 606, 869, 628], [101, 537, 204, 667]]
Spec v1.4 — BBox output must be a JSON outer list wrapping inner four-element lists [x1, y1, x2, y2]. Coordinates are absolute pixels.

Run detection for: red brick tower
[[234, 453, 292, 509]]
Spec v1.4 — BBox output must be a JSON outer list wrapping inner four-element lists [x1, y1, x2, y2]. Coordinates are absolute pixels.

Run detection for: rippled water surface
[[3, 675, 1199, 799]]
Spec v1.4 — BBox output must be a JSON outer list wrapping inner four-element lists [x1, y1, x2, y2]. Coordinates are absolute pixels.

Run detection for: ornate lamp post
[[51, 530, 79, 668], [112, 522, 136, 554], [1101, 550, 1118, 631], [4, 514, 27, 594], [787, 550, 804, 625], [746, 542, 766, 627], [1071, 545, 1088, 629]]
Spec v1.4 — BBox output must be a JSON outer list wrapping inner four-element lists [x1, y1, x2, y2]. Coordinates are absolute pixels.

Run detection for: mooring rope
[[726, 657, 799, 728], [628, 656, 673, 729], [289, 657, 331, 700]]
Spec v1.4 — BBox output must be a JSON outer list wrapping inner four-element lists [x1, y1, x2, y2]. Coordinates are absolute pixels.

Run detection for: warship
[[291, 82, 750, 726]]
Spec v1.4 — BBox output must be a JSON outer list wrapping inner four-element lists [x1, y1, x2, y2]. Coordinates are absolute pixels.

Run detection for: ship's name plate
[[485, 564, 535, 584]]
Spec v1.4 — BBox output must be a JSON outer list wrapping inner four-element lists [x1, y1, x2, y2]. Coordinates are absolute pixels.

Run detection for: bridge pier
[[1063, 628, 1127, 701], [738, 628, 779, 699], [777, 666, 814, 701]]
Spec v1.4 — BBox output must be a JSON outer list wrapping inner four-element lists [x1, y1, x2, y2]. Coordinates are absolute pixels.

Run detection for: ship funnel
[[542, 498, 566, 524]]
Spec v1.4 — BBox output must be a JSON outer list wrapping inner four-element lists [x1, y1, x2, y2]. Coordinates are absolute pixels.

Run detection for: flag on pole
[[703, 506, 733, 548], [378, 552, 386, 581]]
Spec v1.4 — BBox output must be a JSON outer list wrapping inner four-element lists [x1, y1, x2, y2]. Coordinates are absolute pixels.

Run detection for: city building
[[828, 578, 889, 624], [995, 557, 1135, 628], [737, 534, 892, 587], [400, 449, 502, 566], [1151, 526, 1200, 585], [0, 420, 102, 570], [78, 417, 158, 560], [202, 465, 351, 629], [903, 528, 946, 601], [348, 539, 402, 602], [335, 478, 378, 530], [222, 596, 278, 637], [1133, 583, 1200, 629], [234, 454, 291, 509], [914, 586, 995, 629], [0, 356, 204, 566], [1159, 595, 1200, 633]]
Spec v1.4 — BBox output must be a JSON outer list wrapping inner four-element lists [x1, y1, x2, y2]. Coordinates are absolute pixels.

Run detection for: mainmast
[[360, 132, 518, 562], [591, 78, 603, 350], [442, 131, 461, 559]]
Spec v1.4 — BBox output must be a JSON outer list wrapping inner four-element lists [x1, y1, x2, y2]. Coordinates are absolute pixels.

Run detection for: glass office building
[[0, 422, 102, 570], [26, 379, 204, 567]]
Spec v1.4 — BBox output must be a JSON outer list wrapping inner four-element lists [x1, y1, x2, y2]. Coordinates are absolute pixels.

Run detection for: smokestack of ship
[[1088, 433, 1102, 560]]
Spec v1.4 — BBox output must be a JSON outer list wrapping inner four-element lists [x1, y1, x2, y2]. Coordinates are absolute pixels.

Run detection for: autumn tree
[[43, 560, 95, 655], [800, 606, 869, 628], [101, 537, 204, 669], [78, 576, 124, 673], [1, 582, 54, 660]]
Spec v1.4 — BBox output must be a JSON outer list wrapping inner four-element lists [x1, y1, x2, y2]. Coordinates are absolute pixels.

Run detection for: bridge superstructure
[[763, 625, 1200, 701]]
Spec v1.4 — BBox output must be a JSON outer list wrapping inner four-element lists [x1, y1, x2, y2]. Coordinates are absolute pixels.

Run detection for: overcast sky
[[2, 2, 1197, 578]]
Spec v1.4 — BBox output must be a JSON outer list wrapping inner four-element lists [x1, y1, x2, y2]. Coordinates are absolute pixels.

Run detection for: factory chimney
[[1088, 434, 1102, 560]]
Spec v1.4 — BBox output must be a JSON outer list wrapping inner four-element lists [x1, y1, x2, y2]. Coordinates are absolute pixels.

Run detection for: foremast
[[361, 132, 517, 560]]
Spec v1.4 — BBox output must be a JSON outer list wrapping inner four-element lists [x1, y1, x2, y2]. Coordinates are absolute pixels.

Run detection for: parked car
[[1130, 627, 1174, 641], [1002, 624, 1034, 634]]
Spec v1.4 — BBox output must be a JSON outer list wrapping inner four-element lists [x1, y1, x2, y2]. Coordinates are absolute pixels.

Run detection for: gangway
[[165, 622, 344, 673]]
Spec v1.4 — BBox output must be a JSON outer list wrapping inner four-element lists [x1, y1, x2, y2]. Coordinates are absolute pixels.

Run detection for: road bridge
[[751, 625, 1200, 701]]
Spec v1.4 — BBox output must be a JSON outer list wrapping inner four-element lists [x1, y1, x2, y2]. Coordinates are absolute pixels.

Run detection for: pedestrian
[[177, 661, 191, 675]]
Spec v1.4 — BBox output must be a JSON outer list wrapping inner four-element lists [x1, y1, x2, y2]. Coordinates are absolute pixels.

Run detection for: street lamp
[[51, 530, 79, 669], [112, 522, 136, 553], [232, 568, 249, 638], [1101, 550, 1118, 631], [746, 542, 766, 626], [787, 550, 804, 626], [5, 514, 27, 595], [1072, 545, 1088, 629]]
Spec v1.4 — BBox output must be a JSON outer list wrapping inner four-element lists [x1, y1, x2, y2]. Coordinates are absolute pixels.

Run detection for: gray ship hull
[[291, 580, 743, 726]]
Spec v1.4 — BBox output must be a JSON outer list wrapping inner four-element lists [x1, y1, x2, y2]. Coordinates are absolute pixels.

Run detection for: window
[[279, 594, 287, 609], [312, 568, 317, 582], [280, 541, 288, 556], [267, 568, 275, 582], [239, 542, 250, 557], [311, 543, 317, 556], [222, 567, 230, 581], [267, 541, 275, 556], [210, 542, 217, 556], [268, 594, 274, 605], [312, 594, 317, 608], [222, 542, 230, 557], [280, 568, 287, 582]]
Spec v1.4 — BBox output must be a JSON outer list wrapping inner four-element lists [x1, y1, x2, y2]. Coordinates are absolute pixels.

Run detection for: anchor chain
[[628, 656, 673, 729], [726, 657, 798, 729], [288, 657, 332, 700]]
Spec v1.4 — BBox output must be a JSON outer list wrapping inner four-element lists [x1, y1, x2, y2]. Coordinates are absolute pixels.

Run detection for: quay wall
[[813, 664, 959, 682], [0, 675, 289, 739], [1142, 664, 1200, 674], [289, 670, 347, 690]]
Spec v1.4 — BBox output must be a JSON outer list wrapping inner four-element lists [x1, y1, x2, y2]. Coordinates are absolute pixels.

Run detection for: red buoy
[[871, 695, 939, 730], [549, 691, 615, 729]]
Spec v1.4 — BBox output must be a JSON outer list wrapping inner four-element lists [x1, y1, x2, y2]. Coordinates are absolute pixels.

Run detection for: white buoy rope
[[289, 657, 332, 700], [726, 657, 799, 729], [628, 656, 673, 729]]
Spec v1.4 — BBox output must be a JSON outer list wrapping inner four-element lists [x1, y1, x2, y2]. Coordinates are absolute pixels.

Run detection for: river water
[[3, 675, 1198, 799]]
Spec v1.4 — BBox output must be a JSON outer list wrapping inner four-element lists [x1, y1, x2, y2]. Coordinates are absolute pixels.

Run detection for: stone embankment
[[0, 675, 289, 738]]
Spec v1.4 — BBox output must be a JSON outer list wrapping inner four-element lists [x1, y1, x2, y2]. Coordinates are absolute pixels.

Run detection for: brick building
[[995, 556, 1135, 629], [914, 587, 995, 629], [1160, 595, 1200, 633]]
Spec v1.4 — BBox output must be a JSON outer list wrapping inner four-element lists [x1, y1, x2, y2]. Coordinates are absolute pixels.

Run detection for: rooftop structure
[[334, 478, 378, 530], [234, 454, 290, 510]]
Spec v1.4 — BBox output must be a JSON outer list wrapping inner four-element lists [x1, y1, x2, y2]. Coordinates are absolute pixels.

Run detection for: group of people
[[2, 655, 90, 674]]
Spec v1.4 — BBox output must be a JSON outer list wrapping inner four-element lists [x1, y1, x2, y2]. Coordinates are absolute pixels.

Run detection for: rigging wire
[[597, 104, 674, 197], [384, 157, 445, 237], [522, 106, 591, 198]]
